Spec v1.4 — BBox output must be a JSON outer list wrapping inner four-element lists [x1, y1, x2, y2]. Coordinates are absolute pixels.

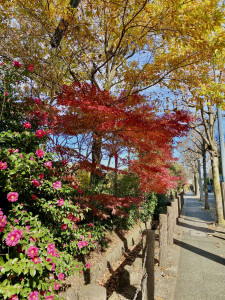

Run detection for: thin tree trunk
[[202, 142, 210, 209], [194, 172, 199, 196], [211, 153, 225, 225]]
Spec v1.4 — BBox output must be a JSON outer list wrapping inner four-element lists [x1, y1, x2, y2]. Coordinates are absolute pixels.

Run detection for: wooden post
[[142, 230, 155, 300], [159, 214, 167, 268], [167, 206, 174, 245]]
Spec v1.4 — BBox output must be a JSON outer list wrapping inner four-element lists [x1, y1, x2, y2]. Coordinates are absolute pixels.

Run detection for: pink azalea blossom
[[88, 222, 94, 227], [5, 230, 20, 246], [14, 229, 23, 238], [61, 224, 67, 230], [58, 198, 64, 206], [7, 192, 19, 202], [54, 282, 60, 290], [32, 194, 37, 200], [13, 61, 22, 68], [23, 122, 31, 129], [27, 245, 39, 258], [0, 215, 7, 227], [86, 262, 91, 269], [39, 173, 44, 180], [28, 291, 39, 300], [9, 295, 19, 300], [32, 179, 40, 187], [53, 181, 61, 190], [14, 149, 19, 153], [31, 256, 41, 264], [26, 64, 34, 72], [51, 263, 56, 271], [78, 189, 83, 194], [35, 129, 47, 138], [44, 161, 52, 169], [78, 241, 83, 249], [0, 161, 7, 170], [35, 149, 45, 158], [47, 243, 55, 252], [57, 273, 64, 280], [82, 240, 88, 247], [45, 296, 54, 300]]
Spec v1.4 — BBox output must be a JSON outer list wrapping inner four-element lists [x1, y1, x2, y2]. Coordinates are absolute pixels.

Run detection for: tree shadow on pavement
[[174, 239, 225, 265]]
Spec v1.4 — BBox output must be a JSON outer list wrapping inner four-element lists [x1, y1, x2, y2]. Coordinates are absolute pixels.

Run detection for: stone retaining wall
[[60, 218, 152, 300]]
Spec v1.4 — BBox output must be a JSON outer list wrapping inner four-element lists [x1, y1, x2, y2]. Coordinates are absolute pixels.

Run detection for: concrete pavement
[[173, 192, 225, 300]]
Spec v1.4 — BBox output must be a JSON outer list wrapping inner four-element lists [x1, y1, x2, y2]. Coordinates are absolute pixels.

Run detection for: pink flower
[[5, 231, 20, 246], [14, 149, 19, 153], [0, 62, 3, 65], [35, 129, 47, 138], [61, 224, 67, 230], [23, 122, 31, 129], [86, 262, 91, 269], [26, 225, 30, 231], [0, 161, 7, 170], [54, 282, 60, 290], [28, 291, 39, 300], [9, 295, 19, 300], [45, 296, 54, 300], [47, 243, 55, 252], [32, 179, 40, 187], [46, 257, 52, 262], [58, 198, 64, 206], [26, 64, 34, 72], [82, 240, 88, 247], [36, 149, 45, 158], [53, 181, 61, 190], [57, 273, 64, 280], [31, 256, 41, 264], [0, 215, 7, 227], [62, 160, 67, 165], [7, 192, 19, 202], [27, 245, 39, 258], [5, 92, 9, 96], [8, 149, 14, 154], [78, 189, 83, 194], [39, 173, 44, 180], [14, 229, 23, 238], [51, 263, 56, 271], [44, 161, 52, 169], [78, 241, 83, 249], [32, 194, 37, 200], [88, 222, 94, 227], [13, 61, 22, 68]]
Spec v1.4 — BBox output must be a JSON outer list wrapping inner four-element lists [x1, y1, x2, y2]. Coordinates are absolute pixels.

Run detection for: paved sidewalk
[[173, 192, 225, 300]]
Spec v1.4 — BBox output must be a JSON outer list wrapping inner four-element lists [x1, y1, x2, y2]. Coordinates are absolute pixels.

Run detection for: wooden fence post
[[159, 214, 167, 268], [142, 230, 155, 300], [167, 206, 174, 245]]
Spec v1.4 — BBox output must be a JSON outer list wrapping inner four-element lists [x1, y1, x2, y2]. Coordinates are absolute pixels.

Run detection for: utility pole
[[215, 69, 225, 217], [198, 160, 204, 201]]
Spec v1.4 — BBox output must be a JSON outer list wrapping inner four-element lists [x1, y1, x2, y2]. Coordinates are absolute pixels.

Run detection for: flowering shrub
[[0, 62, 101, 299]]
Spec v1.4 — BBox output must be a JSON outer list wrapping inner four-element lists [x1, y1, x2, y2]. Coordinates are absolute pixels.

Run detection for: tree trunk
[[114, 153, 118, 196], [194, 172, 199, 196], [211, 153, 225, 225], [198, 160, 204, 201], [202, 143, 210, 209], [90, 132, 102, 186]]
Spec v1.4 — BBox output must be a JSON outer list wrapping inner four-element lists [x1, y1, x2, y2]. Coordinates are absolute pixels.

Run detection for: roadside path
[[173, 192, 225, 300]]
